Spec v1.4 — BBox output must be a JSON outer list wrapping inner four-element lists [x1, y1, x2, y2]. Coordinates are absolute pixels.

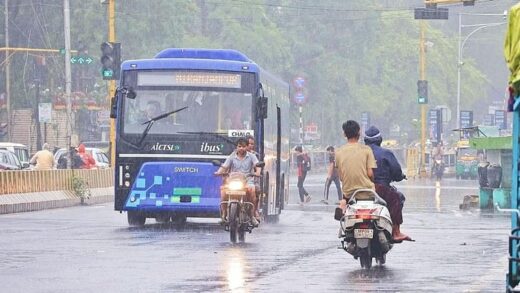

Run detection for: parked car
[[0, 149, 23, 170], [54, 147, 110, 169], [0, 142, 30, 169]]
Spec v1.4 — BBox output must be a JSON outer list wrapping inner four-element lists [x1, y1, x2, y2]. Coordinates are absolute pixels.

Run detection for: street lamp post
[[456, 12, 506, 129]]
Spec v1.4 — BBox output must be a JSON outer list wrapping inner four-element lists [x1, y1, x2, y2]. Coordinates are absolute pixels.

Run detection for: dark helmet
[[364, 126, 383, 146], [294, 145, 303, 152]]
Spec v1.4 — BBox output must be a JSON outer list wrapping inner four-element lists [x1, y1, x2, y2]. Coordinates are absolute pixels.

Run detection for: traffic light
[[100, 42, 121, 80], [417, 80, 428, 104]]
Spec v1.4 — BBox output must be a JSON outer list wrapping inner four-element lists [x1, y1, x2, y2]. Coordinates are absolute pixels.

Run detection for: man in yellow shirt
[[29, 143, 55, 170], [334, 120, 377, 220]]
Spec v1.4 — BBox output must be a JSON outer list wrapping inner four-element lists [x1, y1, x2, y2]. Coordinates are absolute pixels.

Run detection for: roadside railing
[[0, 168, 113, 195]]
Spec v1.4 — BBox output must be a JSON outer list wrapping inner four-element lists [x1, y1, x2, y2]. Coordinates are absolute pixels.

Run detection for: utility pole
[[4, 0, 10, 141], [64, 0, 73, 168], [107, 0, 116, 166], [419, 21, 427, 178]]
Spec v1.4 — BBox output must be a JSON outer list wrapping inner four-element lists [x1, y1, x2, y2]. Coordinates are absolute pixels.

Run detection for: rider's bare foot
[[392, 232, 414, 242]]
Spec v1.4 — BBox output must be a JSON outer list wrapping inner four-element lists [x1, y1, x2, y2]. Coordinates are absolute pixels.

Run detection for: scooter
[[432, 159, 444, 181], [339, 189, 393, 269]]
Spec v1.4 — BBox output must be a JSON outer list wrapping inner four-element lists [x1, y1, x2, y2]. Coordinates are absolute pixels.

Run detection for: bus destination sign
[[138, 71, 242, 88]]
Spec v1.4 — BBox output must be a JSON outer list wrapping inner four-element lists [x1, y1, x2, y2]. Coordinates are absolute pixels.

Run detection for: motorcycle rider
[[246, 135, 262, 220], [215, 137, 260, 226], [364, 126, 412, 242], [431, 141, 444, 178]]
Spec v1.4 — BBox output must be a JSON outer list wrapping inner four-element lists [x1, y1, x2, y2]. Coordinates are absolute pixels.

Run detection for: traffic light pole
[[4, 0, 10, 141], [63, 0, 73, 168], [419, 21, 427, 178], [107, 0, 116, 166]]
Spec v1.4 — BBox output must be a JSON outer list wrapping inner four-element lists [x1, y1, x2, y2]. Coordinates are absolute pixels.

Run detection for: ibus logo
[[200, 142, 223, 153], [150, 143, 180, 151]]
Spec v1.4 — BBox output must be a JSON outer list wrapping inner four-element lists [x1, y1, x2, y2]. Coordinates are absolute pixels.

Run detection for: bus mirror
[[257, 96, 268, 119], [109, 95, 117, 118], [125, 88, 136, 99]]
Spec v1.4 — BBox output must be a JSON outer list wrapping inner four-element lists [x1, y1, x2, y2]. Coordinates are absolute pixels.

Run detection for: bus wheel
[[127, 211, 146, 227], [279, 174, 285, 210], [172, 215, 187, 227], [265, 214, 279, 224], [155, 214, 170, 224]]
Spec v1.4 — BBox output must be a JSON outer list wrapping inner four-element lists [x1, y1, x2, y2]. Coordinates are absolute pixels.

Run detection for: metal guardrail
[[0, 168, 113, 195]]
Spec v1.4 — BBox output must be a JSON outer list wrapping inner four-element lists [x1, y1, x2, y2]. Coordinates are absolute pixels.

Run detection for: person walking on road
[[29, 143, 55, 170], [295, 145, 311, 205], [322, 146, 342, 204]]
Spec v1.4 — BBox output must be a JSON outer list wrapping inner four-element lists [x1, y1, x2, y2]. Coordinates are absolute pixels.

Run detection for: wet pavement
[[0, 173, 510, 292]]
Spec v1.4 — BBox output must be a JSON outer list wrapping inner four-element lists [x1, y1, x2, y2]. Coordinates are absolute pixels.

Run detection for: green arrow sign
[[70, 55, 94, 65]]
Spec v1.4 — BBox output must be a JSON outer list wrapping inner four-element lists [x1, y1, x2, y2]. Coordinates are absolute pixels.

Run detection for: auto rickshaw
[[455, 140, 479, 180]]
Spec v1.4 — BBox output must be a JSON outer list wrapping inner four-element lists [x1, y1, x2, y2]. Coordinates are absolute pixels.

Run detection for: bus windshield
[[122, 89, 253, 135]]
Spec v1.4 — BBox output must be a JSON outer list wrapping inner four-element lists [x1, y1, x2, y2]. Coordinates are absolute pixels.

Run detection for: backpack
[[302, 153, 311, 171]]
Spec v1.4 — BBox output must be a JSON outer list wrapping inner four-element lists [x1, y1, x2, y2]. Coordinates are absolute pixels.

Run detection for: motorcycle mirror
[[256, 161, 265, 168], [211, 160, 222, 167]]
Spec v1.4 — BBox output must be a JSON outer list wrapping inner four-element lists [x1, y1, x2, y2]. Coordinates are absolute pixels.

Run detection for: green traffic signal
[[100, 42, 121, 80], [102, 69, 114, 78]]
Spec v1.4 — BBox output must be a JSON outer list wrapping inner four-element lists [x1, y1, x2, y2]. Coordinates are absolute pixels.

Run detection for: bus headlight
[[228, 180, 244, 191], [124, 181, 130, 187]]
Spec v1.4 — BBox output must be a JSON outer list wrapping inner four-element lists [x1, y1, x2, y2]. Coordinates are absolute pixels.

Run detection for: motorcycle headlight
[[228, 180, 244, 191]]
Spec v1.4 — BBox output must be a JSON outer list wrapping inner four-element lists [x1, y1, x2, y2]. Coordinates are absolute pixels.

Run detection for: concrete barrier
[[0, 187, 114, 214], [0, 169, 114, 214]]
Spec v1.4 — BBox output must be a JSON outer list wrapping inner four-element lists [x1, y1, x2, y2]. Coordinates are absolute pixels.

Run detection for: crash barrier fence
[[0, 168, 113, 195]]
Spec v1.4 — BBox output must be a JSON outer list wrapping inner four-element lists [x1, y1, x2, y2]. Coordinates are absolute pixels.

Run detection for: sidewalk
[[0, 187, 113, 214]]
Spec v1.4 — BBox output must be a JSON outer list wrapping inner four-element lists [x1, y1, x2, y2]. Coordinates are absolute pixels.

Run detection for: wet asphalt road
[[0, 173, 511, 292]]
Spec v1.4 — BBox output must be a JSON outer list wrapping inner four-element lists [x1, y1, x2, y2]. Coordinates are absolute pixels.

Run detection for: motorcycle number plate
[[227, 191, 246, 195], [354, 229, 373, 239]]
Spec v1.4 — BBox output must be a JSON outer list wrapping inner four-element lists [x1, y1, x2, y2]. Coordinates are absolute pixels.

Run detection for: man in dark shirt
[[364, 126, 411, 242], [295, 145, 311, 205], [322, 146, 342, 204]]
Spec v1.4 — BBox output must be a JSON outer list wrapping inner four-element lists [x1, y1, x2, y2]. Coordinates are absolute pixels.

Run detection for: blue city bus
[[110, 48, 290, 226]]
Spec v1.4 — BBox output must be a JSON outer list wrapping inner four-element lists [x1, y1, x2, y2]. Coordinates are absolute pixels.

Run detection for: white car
[[54, 147, 110, 169]]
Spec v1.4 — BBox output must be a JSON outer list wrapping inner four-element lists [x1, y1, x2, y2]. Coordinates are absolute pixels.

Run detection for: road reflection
[[225, 248, 248, 293], [435, 181, 441, 212]]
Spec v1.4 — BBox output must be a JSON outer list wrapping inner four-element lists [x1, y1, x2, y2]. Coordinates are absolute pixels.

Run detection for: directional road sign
[[70, 55, 94, 65]]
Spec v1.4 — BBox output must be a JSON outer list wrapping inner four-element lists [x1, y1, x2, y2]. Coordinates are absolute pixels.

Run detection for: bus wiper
[[138, 106, 189, 146], [177, 131, 235, 145], [141, 106, 188, 125]]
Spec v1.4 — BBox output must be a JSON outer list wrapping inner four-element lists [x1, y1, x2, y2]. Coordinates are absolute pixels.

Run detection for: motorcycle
[[339, 189, 393, 269], [214, 161, 264, 243], [432, 159, 444, 181]]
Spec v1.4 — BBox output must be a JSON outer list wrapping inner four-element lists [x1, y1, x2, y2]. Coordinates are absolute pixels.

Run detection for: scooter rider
[[334, 120, 377, 218], [215, 138, 261, 226], [364, 126, 412, 242]]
